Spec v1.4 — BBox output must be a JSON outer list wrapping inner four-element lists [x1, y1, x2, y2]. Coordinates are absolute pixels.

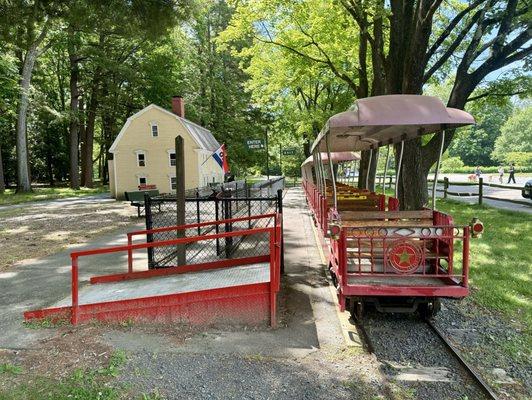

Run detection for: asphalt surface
[[0, 192, 113, 212], [0, 221, 143, 349], [434, 183, 532, 214]]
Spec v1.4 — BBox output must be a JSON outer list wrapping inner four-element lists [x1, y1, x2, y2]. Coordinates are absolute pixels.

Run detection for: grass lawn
[[0, 351, 127, 400], [0, 185, 108, 206], [437, 199, 531, 327]]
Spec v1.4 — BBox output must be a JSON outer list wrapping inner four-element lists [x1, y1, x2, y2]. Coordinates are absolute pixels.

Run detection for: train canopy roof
[[311, 95, 475, 153], [301, 151, 360, 167]]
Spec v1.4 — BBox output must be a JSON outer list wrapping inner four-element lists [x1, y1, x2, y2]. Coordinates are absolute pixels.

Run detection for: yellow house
[[108, 97, 224, 199]]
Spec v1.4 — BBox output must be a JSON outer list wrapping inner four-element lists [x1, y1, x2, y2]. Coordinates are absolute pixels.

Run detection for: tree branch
[[466, 89, 530, 102], [425, 0, 487, 62], [423, 8, 483, 82], [254, 22, 361, 96]]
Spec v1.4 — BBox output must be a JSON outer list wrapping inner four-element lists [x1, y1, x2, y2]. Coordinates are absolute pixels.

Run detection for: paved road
[[0, 193, 114, 212], [439, 173, 530, 186], [0, 222, 143, 349], [433, 183, 532, 214]]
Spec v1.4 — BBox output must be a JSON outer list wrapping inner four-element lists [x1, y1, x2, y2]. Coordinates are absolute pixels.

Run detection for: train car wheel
[[419, 299, 441, 319], [349, 300, 364, 321]]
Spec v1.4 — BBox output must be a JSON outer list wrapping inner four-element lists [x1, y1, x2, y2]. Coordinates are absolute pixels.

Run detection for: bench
[[125, 189, 160, 217]]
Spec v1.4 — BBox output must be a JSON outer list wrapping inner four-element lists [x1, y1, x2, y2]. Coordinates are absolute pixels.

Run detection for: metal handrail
[[70, 213, 282, 324]]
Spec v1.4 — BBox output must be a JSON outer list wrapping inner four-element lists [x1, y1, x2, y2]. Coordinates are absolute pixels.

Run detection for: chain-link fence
[[144, 177, 284, 269]]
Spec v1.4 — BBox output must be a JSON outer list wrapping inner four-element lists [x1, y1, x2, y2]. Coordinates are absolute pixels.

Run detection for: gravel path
[[120, 352, 368, 400], [435, 299, 531, 400], [363, 311, 488, 400]]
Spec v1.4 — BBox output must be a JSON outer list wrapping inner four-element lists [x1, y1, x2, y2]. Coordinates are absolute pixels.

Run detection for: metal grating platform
[[55, 263, 270, 307]]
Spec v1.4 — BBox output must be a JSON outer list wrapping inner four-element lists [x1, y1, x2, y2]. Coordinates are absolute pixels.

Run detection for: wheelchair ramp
[[24, 214, 282, 328]]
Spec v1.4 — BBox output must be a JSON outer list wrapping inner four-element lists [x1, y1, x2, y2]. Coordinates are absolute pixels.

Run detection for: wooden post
[[478, 177, 483, 205], [175, 136, 186, 265], [444, 177, 449, 199]]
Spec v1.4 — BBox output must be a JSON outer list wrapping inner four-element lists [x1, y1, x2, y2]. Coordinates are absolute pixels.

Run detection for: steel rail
[[353, 316, 498, 400], [425, 319, 499, 400]]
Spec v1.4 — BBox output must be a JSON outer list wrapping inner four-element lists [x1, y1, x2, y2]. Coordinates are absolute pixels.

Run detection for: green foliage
[[440, 156, 464, 172], [448, 99, 513, 166], [0, 350, 128, 400], [437, 200, 532, 329], [218, 0, 355, 161], [0, 364, 23, 376], [492, 105, 532, 162], [502, 152, 532, 167]]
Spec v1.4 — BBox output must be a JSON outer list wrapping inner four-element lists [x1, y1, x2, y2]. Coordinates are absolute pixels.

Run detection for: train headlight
[[329, 222, 342, 240], [470, 217, 484, 238]]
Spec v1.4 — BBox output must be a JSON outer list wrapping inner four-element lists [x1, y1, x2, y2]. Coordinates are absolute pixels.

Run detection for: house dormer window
[[135, 150, 146, 167], [150, 122, 159, 137]]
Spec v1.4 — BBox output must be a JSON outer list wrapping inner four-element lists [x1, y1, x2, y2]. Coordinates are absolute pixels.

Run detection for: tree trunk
[[0, 142, 5, 193], [79, 98, 87, 186], [68, 34, 80, 190], [82, 72, 100, 188], [16, 48, 39, 192], [46, 150, 54, 186], [395, 139, 427, 210], [357, 150, 378, 191]]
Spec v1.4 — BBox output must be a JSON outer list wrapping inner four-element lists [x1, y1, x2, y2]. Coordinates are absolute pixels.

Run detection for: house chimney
[[172, 96, 185, 118]]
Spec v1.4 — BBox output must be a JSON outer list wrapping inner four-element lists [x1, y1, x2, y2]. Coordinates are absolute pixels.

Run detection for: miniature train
[[302, 95, 483, 319]]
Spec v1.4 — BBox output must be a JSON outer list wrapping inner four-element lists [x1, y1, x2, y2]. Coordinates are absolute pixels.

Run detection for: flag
[[212, 144, 229, 173]]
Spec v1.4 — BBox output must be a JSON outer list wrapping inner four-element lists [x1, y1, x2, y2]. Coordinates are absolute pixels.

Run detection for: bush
[[503, 152, 532, 168], [438, 165, 532, 174], [440, 157, 464, 172]]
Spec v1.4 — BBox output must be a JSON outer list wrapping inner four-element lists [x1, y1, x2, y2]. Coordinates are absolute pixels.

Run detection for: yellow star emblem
[[398, 249, 413, 265]]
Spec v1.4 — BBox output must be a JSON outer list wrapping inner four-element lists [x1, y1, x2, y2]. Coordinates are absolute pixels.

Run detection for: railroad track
[[355, 317, 499, 400]]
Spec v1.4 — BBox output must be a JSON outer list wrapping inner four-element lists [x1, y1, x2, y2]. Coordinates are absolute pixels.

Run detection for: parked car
[[522, 180, 532, 199]]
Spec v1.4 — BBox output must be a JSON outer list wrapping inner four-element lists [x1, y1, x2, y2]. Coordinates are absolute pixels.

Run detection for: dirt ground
[[0, 197, 136, 269]]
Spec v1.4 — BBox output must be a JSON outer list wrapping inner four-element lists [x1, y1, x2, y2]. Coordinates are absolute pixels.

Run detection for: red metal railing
[[70, 213, 282, 326], [125, 213, 278, 273], [330, 224, 470, 295], [302, 179, 399, 233]]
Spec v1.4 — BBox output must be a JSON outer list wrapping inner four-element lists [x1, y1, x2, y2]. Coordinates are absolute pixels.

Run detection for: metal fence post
[[444, 177, 449, 199], [215, 197, 220, 255], [277, 189, 284, 274], [224, 196, 233, 258], [479, 177, 483, 205], [196, 189, 201, 235], [145, 193, 154, 269]]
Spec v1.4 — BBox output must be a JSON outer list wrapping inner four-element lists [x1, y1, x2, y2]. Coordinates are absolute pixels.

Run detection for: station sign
[[281, 148, 296, 156], [246, 139, 265, 150]]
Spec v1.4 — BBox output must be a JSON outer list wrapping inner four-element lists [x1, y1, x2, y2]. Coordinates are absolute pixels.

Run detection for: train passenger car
[[302, 151, 398, 234], [302, 95, 482, 319]]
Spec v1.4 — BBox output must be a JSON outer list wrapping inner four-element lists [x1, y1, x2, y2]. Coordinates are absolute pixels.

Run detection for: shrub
[[440, 157, 464, 172]]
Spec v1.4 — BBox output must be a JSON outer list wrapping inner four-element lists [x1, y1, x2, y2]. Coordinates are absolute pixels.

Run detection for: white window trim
[[169, 176, 177, 192], [138, 176, 148, 186], [167, 149, 176, 167], [149, 121, 159, 137], [134, 150, 146, 167]]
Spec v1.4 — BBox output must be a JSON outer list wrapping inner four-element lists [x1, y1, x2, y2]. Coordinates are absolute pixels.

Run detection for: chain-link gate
[[144, 178, 284, 269]]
